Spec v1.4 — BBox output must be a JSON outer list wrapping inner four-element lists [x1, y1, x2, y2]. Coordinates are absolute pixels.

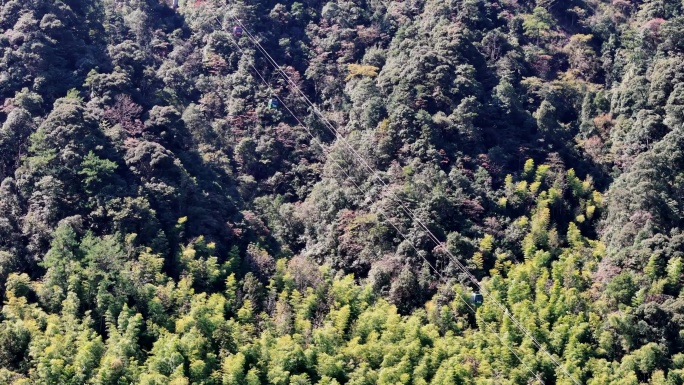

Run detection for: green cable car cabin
[[471, 293, 483, 306]]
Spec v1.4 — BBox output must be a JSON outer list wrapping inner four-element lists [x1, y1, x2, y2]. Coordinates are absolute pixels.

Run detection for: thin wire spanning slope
[[210, 15, 544, 383], [229, 14, 579, 385], [222, 11, 579, 385]]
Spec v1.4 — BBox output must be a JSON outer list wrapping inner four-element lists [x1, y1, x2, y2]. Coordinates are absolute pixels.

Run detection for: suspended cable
[[218, 11, 580, 384], [230, 14, 576, 384], [228, 21, 578, 385], [211, 16, 544, 382]]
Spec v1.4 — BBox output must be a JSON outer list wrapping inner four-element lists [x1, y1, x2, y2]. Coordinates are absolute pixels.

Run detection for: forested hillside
[[1, 0, 684, 383]]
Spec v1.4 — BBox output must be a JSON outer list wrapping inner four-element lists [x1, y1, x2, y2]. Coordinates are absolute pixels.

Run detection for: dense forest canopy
[[1, 0, 684, 383]]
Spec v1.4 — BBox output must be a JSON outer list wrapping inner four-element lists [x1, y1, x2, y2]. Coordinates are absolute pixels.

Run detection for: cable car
[[268, 98, 279, 109], [233, 26, 243, 37], [172, 0, 178, 9], [470, 292, 484, 306]]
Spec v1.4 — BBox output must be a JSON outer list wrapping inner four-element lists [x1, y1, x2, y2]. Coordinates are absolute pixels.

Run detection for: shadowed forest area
[[1, 0, 684, 383]]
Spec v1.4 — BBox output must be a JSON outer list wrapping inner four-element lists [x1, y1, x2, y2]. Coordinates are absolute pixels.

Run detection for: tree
[[103, 94, 144, 137], [535, 100, 561, 138], [388, 265, 418, 314], [664, 83, 684, 129], [564, 34, 599, 81], [78, 151, 118, 195], [0, 108, 35, 179], [523, 8, 554, 44], [606, 272, 636, 306]]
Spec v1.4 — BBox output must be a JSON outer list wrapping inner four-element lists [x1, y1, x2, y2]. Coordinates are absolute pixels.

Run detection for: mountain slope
[[1, 0, 684, 383]]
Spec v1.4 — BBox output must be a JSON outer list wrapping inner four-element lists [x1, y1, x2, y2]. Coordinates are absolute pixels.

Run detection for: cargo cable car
[[470, 292, 484, 306]]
